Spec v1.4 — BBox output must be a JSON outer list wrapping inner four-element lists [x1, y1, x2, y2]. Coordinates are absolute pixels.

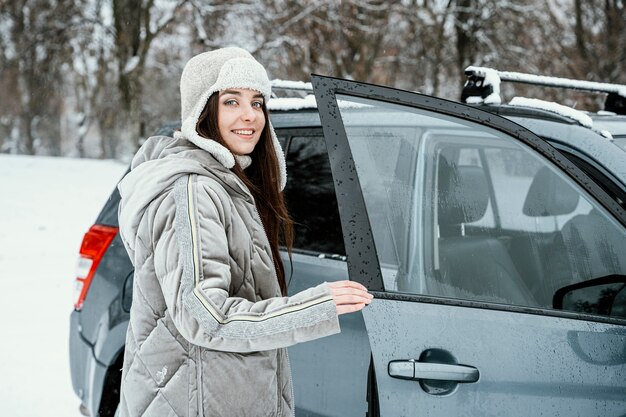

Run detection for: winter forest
[[1, 0, 625, 160]]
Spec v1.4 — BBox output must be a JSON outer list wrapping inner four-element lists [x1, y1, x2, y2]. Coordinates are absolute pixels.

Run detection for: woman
[[116, 47, 372, 417]]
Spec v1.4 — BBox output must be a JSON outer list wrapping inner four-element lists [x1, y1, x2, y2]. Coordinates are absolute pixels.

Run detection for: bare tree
[[1, 0, 78, 155], [200, 0, 400, 85], [111, 0, 188, 157], [537, 0, 626, 110], [571, 0, 626, 83]]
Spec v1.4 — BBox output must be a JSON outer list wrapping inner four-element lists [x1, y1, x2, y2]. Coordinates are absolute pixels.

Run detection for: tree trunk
[[455, 0, 474, 73], [17, 54, 35, 155], [574, 0, 588, 61]]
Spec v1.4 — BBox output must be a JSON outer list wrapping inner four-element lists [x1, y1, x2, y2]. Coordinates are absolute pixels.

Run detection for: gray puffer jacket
[[117, 135, 340, 417]]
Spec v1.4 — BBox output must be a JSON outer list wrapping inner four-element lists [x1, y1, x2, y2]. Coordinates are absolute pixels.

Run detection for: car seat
[[435, 156, 536, 305], [515, 166, 579, 306], [560, 208, 626, 284], [521, 166, 626, 306]]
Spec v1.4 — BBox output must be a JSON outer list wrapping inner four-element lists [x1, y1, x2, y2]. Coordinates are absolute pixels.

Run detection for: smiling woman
[[114, 47, 372, 417]]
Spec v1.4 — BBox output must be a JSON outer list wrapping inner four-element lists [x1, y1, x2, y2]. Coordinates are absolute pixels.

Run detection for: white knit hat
[[174, 47, 287, 190]]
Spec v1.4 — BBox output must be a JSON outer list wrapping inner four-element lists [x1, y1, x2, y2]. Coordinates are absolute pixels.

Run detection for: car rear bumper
[[69, 310, 108, 416]]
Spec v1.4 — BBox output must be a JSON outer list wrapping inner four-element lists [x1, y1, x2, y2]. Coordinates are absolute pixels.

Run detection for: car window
[[337, 95, 626, 318], [284, 135, 345, 257]]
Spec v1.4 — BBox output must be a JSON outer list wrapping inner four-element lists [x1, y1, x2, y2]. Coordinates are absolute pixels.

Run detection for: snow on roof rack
[[509, 97, 593, 128], [466, 66, 626, 96], [508, 97, 614, 139], [268, 79, 315, 110], [462, 66, 626, 115], [270, 79, 313, 93], [267, 95, 317, 111]]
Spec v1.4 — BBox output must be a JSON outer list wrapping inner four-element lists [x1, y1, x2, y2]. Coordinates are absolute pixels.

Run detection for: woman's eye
[[224, 99, 237, 106], [252, 101, 263, 108]]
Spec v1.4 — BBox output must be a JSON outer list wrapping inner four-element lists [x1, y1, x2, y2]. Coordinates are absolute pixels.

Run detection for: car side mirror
[[553, 275, 626, 319]]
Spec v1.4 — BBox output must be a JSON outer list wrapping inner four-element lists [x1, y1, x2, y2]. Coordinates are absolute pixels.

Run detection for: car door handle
[[388, 360, 479, 383]]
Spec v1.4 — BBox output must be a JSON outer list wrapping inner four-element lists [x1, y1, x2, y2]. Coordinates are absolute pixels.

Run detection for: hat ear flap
[[179, 89, 236, 168], [268, 122, 287, 191]]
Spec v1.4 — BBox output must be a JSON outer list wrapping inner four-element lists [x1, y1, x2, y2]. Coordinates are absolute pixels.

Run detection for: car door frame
[[311, 73, 626, 327]]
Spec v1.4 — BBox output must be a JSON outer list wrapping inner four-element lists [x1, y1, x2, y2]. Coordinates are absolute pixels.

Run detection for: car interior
[[427, 143, 626, 314]]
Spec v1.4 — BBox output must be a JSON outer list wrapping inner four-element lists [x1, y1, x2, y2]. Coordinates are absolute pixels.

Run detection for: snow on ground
[[0, 154, 127, 417]]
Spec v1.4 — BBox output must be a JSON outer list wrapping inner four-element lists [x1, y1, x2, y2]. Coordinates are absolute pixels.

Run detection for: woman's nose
[[240, 104, 256, 121]]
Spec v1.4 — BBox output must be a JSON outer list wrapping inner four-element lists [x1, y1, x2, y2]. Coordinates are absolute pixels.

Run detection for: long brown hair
[[196, 92, 293, 296]]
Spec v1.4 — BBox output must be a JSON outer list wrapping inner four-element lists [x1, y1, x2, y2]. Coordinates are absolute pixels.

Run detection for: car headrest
[[438, 158, 489, 225], [523, 166, 579, 216]]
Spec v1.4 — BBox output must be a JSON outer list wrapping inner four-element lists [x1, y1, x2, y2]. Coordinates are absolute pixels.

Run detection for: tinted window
[[277, 135, 287, 149], [284, 136, 345, 256], [337, 95, 626, 318]]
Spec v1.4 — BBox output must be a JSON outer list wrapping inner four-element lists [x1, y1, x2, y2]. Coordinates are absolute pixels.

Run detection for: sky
[[0, 154, 127, 416]]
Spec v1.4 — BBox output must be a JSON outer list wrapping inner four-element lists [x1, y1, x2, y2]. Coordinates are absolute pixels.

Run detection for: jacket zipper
[[276, 349, 284, 416], [197, 347, 204, 417]]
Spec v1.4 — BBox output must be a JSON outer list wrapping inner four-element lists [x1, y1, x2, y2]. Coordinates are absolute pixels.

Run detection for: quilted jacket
[[116, 135, 341, 417]]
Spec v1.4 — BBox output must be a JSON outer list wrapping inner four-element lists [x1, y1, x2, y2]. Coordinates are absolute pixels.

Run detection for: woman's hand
[[327, 280, 374, 315]]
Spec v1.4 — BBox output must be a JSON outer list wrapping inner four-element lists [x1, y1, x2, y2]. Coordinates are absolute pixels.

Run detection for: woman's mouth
[[232, 129, 255, 138]]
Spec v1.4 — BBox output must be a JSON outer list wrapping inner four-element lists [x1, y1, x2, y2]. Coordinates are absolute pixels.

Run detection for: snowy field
[[0, 154, 128, 417]]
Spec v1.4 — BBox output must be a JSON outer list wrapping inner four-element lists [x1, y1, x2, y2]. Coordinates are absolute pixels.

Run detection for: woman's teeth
[[233, 129, 253, 135]]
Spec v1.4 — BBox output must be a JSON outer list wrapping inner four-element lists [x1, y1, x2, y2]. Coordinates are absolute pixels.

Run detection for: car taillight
[[73, 224, 118, 311]]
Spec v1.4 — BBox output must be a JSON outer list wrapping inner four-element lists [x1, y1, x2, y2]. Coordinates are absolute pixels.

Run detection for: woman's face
[[217, 88, 266, 155]]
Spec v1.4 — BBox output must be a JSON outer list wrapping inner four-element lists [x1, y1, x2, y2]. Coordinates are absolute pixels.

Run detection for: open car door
[[311, 74, 626, 416]]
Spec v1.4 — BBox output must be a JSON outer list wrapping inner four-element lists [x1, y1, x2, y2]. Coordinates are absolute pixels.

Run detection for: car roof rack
[[462, 66, 626, 115]]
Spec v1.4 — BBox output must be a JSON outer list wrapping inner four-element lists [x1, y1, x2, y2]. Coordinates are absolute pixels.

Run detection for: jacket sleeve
[[152, 174, 341, 353]]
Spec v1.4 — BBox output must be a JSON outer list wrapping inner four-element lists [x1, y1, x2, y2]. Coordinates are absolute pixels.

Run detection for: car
[[70, 73, 626, 417]]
